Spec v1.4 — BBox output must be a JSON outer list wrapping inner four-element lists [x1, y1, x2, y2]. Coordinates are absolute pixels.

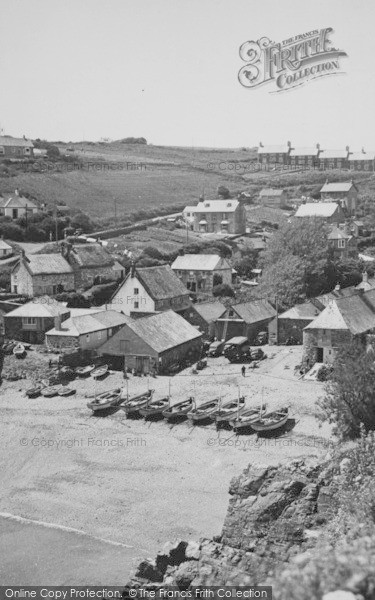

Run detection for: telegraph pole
[[114, 199, 117, 220], [55, 203, 58, 242]]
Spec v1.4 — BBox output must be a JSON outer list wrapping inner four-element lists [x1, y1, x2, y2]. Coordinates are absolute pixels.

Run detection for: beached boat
[[87, 388, 122, 412], [122, 390, 154, 416], [13, 343, 26, 358], [139, 396, 170, 418], [162, 397, 194, 420], [41, 385, 61, 398], [75, 365, 95, 377], [229, 405, 266, 432], [250, 408, 289, 432], [210, 396, 246, 424], [187, 398, 220, 422], [91, 364, 109, 379], [57, 386, 76, 397], [60, 366, 75, 379], [26, 386, 42, 399]]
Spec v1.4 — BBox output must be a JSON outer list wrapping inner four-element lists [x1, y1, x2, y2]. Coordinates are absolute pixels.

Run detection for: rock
[[339, 458, 351, 475], [322, 592, 357, 600], [185, 540, 200, 560], [169, 561, 199, 588], [134, 559, 164, 582], [160, 539, 188, 566]]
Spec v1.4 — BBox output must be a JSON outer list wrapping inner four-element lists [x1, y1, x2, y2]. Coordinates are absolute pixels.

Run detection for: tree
[[213, 273, 223, 286], [319, 339, 375, 439], [70, 212, 94, 233], [217, 185, 230, 199], [257, 255, 305, 309], [212, 283, 235, 298], [234, 253, 258, 279]]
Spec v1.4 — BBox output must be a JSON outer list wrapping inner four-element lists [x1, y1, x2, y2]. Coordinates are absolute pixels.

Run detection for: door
[[316, 347, 324, 363]]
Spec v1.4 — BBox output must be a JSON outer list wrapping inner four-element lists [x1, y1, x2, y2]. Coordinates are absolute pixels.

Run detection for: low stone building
[[215, 300, 276, 342], [184, 300, 225, 339], [348, 150, 375, 171], [303, 289, 375, 364], [0, 238, 13, 258], [258, 188, 286, 208], [45, 309, 129, 351], [171, 254, 232, 295], [294, 202, 345, 224], [318, 148, 350, 170], [11, 253, 75, 297], [289, 145, 321, 167], [257, 142, 292, 165], [4, 296, 70, 344], [268, 301, 322, 345], [192, 199, 246, 235], [0, 136, 34, 158], [98, 310, 202, 374], [62, 242, 120, 288], [0, 190, 40, 219], [328, 226, 358, 259], [320, 180, 358, 215]]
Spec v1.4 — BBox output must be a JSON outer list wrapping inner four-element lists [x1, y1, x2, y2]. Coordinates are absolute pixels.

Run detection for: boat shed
[[97, 309, 203, 374]]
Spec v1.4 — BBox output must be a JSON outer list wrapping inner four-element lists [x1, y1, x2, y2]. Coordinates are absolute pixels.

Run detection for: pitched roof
[[193, 199, 239, 213], [68, 243, 114, 268], [349, 152, 375, 161], [0, 239, 12, 251], [305, 290, 375, 334], [258, 145, 290, 154], [327, 227, 351, 240], [22, 253, 73, 275], [193, 300, 226, 323], [320, 182, 356, 193], [46, 309, 129, 337], [0, 136, 34, 148], [290, 147, 319, 157], [171, 254, 230, 271], [319, 149, 349, 159], [99, 310, 202, 354], [294, 202, 340, 218], [279, 301, 321, 320], [316, 286, 358, 306], [259, 188, 284, 197], [5, 296, 70, 319], [218, 300, 276, 324], [0, 194, 38, 209], [135, 265, 188, 299]]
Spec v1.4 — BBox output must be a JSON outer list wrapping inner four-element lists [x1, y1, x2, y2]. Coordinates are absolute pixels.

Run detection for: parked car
[[207, 340, 225, 357], [250, 348, 265, 360], [224, 336, 250, 359]]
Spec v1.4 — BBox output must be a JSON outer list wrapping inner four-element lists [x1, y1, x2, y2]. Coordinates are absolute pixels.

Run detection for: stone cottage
[[11, 252, 75, 297]]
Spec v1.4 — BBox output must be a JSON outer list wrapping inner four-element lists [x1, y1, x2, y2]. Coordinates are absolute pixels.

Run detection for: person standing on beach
[[241, 365, 246, 377]]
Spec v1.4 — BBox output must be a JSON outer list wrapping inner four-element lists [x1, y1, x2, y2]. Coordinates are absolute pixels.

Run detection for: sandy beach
[[0, 346, 333, 584]]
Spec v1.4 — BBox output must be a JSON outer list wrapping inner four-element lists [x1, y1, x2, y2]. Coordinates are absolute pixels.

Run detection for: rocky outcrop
[[125, 457, 344, 592]]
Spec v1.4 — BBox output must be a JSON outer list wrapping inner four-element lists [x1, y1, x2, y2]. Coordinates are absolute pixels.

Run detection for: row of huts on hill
[[258, 142, 375, 170]]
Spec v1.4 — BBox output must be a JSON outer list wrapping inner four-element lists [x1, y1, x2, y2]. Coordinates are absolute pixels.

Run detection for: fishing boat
[[122, 389, 154, 416], [58, 386, 76, 397], [75, 365, 95, 377], [13, 343, 26, 358], [91, 364, 109, 379], [187, 398, 220, 423], [41, 385, 61, 398], [26, 386, 42, 399], [139, 396, 170, 418], [162, 397, 194, 420], [250, 408, 289, 432], [210, 396, 246, 424], [87, 388, 122, 412], [229, 405, 266, 432]]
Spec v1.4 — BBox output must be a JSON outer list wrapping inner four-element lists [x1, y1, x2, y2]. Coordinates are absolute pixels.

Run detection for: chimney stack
[[14, 189, 19, 196], [54, 313, 62, 331], [259, 141, 264, 148], [363, 271, 369, 283], [335, 283, 341, 291], [130, 259, 136, 278]]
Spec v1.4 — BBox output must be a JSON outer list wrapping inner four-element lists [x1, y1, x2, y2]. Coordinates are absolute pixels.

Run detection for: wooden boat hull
[[210, 398, 246, 423], [162, 398, 194, 419], [229, 408, 266, 431], [250, 411, 289, 432], [76, 365, 95, 377], [13, 343, 26, 358], [87, 389, 122, 412], [187, 399, 219, 422], [58, 387, 76, 396], [122, 391, 154, 415], [139, 398, 170, 418], [92, 365, 109, 379], [41, 386, 61, 397], [26, 387, 42, 399]]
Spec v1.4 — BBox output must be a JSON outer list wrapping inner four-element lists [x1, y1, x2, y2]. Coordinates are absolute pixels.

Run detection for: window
[[134, 301, 139, 309], [86, 334, 90, 341], [0, 147, 4, 155], [134, 288, 139, 295], [23, 317, 36, 325], [338, 239, 345, 248], [13, 285, 17, 294]]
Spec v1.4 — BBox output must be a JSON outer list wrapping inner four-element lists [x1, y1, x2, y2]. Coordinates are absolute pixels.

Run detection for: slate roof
[[0, 239, 12, 251], [349, 152, 375, 161], [290, 147, 319, 157], [68, 244, 114, 268], [0, 194, 38, 209], [5, 296, 70, 319], [99, 310, 202, 354], [193, 301, 226, 323], [278, 301, 321, 320], [218, 300, 276, 323], [320, 182, 356, 193], [319, 149, 349, 159], [0, 136, 34, 148], [305, 289, 375, 334], [258, 145, 290, 154], [22, 254, 73, 275], [316, 286, 359, 306], [171, 254, 230, 271], [259, 188, 284, 197], [193, 200, 239, 213], [136, 265, 189, 299], [328, 227, 352, 240], [294, 202, 340, 218], [46, 309, 129, 337]]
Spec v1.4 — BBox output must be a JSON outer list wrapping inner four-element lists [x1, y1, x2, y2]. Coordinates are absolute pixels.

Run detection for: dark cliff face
[[125, 458, 342, 590]]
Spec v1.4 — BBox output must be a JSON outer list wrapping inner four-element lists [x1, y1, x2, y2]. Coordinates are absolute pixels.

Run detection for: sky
[[1, 0, 374, 149]]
